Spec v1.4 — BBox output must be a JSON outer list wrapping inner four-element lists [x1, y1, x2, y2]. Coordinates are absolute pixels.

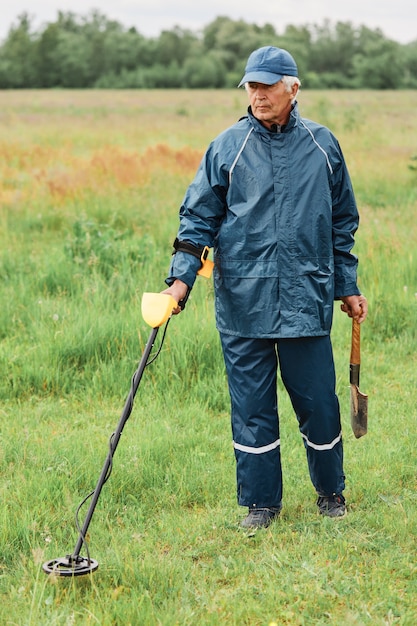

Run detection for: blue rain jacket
[[167, 103, 360, 338]]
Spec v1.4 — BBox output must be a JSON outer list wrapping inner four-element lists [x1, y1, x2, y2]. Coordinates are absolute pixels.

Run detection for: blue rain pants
[[220, 333, 345, 508]]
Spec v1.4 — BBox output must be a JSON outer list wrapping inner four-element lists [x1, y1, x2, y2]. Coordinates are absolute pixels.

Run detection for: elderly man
[[164, 46, 367, 529]]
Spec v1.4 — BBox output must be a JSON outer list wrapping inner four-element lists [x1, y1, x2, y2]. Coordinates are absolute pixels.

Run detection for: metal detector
[[43, 243, 213, 577], [42, 292, 183, 576]]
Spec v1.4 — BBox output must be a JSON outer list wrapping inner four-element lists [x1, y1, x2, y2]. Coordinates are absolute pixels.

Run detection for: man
[[164, 46, 368, 529]]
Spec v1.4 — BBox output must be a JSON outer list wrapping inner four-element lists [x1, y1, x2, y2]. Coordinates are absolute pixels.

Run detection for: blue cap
[[238, 46, 298, 87]]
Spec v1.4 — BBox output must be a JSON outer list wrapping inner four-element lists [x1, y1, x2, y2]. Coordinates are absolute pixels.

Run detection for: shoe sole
[[318, 509, 347, 519]]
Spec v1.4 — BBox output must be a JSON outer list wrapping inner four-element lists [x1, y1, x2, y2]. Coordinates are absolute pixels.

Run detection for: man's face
[[246, 80, 297, 129]]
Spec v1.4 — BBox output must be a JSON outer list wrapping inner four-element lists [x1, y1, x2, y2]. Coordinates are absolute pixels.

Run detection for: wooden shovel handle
[[350, 318, 361, 366]]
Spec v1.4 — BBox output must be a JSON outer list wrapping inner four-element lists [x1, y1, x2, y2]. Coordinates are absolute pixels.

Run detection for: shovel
[[350, 318, 368, 438]]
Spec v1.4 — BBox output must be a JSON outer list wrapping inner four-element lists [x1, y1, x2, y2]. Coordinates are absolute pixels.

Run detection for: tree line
[[1, 10, 417, 89]]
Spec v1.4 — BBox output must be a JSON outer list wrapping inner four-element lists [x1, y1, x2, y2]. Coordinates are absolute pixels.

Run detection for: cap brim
[[238, 71, 283, 88]]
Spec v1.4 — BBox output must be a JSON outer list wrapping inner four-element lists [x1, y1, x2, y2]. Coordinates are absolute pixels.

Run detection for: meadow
[[0, 88, 416, 625]]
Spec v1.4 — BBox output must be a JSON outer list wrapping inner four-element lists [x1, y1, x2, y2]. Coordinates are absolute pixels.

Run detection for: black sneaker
[[240, 506, 282, 529], [317, 494, 346, 518]]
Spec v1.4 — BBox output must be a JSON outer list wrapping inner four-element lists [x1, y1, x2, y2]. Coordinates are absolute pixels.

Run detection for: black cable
[[145, 317, 171, 365]]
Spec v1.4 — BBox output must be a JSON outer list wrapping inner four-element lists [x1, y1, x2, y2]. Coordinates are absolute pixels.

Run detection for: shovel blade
[[350, 384, 368, 438]]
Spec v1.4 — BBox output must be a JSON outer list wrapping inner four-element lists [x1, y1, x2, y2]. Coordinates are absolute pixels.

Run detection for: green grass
[[0, 89, 417, 625]]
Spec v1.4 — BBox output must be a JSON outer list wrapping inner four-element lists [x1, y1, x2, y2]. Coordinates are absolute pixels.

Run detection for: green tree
[[353, 28, 403, 88], [0, 13, 37, 87], [35, 22, 61, 87], [143, 61, 184, 88], [54, 30, 91, 87], [182, 51, 227, 88], [306, 20, 360, 87], [203, 16, 277, 74], [402, 41, 417, 87], [102, 29, 150, 74], [155, 27, 199, 66]]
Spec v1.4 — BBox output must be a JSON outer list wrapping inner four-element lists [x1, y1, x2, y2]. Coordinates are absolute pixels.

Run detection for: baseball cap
[[238, 46, 298, 87]]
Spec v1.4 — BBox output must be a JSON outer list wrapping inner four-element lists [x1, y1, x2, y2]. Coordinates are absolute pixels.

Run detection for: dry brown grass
[[0, 142, 202, 204]]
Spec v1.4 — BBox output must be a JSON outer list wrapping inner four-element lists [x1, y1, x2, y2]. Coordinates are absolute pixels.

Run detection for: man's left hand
[[340, 294, 368, 323]]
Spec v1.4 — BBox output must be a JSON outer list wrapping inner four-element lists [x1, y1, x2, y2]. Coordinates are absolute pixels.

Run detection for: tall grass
[[0, 90, 416, 625]]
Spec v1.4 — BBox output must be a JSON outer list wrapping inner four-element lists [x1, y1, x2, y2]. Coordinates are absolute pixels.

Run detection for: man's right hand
[[161, 279, 189, 315]]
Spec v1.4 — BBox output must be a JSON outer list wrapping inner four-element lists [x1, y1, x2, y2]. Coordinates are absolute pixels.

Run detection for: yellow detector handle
[[141, 293, 178, 328]]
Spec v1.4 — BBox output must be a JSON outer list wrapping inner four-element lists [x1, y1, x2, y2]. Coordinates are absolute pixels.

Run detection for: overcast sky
[[1, 0, 416, 44]]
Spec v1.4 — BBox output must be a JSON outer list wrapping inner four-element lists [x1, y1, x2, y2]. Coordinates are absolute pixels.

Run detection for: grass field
[[1, 89, 417, 625]]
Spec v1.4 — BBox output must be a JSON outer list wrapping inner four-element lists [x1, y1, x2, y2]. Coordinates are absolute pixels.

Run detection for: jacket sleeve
[[330, 140, 361, 299], [166, 143, 227, 287]]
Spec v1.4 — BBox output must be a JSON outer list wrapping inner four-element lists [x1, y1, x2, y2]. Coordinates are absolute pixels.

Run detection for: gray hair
[[281, 75, 301, 101]]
